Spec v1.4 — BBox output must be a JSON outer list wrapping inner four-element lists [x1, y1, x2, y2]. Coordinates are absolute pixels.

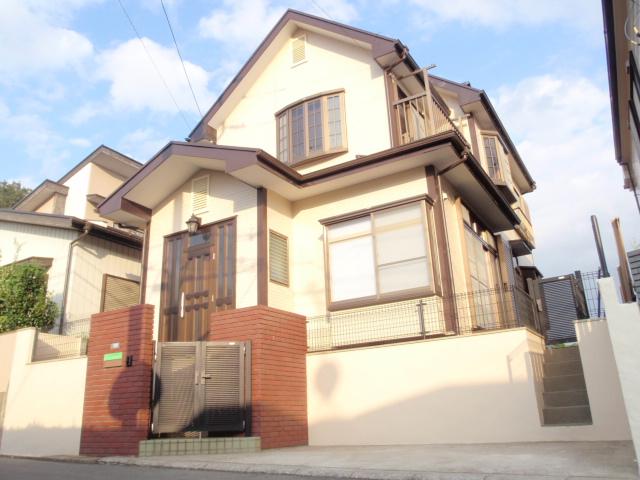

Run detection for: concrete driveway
[[102, 441, 639, 480]]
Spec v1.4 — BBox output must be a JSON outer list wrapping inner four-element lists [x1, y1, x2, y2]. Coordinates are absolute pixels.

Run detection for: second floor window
[[276, 91, 347, 165], [483, 136, 501, 180]]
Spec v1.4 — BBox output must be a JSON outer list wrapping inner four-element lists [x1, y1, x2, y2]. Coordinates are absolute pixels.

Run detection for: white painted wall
[[216, 28, 391, 173], [146, 170, 258, 339], [599, 277, 640, 471], [0, 222, 76, 324], [62, 162, 92, 219], [0, 328, 87, 456], [307, 328, 631, 446]]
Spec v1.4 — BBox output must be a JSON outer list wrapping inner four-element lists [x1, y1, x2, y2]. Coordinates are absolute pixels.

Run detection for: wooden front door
[[160, 218, 236, 342]]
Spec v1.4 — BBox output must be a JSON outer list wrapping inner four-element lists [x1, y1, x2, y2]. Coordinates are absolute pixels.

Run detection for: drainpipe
[[58, 223, 92, 334]]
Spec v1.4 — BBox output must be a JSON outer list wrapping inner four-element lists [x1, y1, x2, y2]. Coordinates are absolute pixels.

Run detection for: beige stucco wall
[[0, 328, 87, 456], [0, 331, 17, 449], [0, 222, 76, 324], [146, 170, 258, 339], [307, 328, 631, 446], [288, 168, 430, 317], [267, 190, 294, 312], [599, 277, 640, 469], [85, 164, 127, 223], [64, 235, 141, 336], [215, 29, 391, 172], [62, 162, 92, 219]]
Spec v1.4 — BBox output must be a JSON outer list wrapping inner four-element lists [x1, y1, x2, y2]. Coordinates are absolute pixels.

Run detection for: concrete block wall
[[209, 305, 308, 449], [80, 304, 154, 456]]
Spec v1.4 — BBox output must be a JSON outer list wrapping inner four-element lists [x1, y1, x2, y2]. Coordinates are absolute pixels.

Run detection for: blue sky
[[1, 0, 638, 277]]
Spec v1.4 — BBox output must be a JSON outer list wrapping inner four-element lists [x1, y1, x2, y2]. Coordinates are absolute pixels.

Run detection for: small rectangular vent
[[269, 230, 289, 286], [292, 35, 306, 65], [192, 175, 209, 213]]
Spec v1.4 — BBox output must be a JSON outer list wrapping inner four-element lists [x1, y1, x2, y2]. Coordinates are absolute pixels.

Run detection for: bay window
[[324, 200, 435, 309], [276, 91, 347, 165]]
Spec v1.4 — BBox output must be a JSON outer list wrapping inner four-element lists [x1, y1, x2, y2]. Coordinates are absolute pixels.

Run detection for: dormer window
[[276, 91, 347, 166]]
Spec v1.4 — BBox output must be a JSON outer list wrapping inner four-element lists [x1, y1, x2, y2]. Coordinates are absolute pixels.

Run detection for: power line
[[309, 0, 333, 20], [116, 0, 191, 129], [160, 0, 203, 117]]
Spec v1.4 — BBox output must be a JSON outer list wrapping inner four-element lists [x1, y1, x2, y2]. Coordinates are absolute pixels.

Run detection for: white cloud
[[69, 137, 92, 148], [198, 0, 358, 52], [118, 128, 170, 162], [97, 37, 214, 116], [493, 74, 640, 276], [405, 0, 599, 30], [0, 0, 94, 78]]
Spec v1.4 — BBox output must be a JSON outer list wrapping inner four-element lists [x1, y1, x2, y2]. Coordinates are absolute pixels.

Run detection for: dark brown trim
[[601, 0, 622, 164], [162, 215, 238, 240], [139, 221, 150, 304], [385, 72, 400, 147], [257, 188, 268, 306], [425, 166, 458, 334], [188, 9, 400, 141], [467, 115, 480, 158], [319, 194, 434, 225], [274, 88, 345, 117], [121, 199, 151, 222]]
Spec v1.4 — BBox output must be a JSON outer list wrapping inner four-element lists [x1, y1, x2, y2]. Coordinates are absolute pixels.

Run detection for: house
[[0, 145, 143, 336], [89, 10, 633, 451], [602, 0, 640, 214]]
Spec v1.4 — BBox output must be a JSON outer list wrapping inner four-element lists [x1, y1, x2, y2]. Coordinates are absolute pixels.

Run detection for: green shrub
[[0, 263, 58, 333]]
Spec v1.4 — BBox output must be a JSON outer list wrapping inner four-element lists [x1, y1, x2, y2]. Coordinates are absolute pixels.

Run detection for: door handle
[[180, 292, 185, 318], [201, 375, 212, 380]]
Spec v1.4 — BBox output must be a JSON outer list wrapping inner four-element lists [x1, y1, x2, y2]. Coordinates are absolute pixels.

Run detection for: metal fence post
[[417, 299, 426, 338]]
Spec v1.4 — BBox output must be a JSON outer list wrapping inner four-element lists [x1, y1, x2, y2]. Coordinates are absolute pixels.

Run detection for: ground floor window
[[324, 199, 435, 309]]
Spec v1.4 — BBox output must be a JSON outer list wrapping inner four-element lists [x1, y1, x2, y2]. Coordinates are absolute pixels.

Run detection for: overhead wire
[[116, 0, 191, 129], [160, 0, 204, 117]]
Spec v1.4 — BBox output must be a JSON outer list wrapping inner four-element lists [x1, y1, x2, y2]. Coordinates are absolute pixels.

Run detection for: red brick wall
[[209, 305, 308, 449], [80, 304, 154, 456]]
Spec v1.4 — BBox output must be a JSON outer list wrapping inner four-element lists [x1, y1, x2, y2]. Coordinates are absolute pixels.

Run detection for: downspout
[[58, 223, 92, 334]]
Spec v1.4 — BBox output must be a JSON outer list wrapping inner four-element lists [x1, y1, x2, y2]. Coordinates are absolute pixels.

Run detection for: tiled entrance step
[[139, 436, 261, 456]]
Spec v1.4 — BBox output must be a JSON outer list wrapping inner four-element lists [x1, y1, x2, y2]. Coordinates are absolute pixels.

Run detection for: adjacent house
[[602, 0, 640, 213], [0, 145, 143, 336]]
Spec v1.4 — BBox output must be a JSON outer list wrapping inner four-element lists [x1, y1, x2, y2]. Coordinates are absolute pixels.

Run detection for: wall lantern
[[186, 214, 201, 235]]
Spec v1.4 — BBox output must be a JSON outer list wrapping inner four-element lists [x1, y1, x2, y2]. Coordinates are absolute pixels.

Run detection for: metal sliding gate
[[152, 341, 251, 435]]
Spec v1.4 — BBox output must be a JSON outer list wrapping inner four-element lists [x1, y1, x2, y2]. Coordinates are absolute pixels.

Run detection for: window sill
[[327, 287, 436, 312]]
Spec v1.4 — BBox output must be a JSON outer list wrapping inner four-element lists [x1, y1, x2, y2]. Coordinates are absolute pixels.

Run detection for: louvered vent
[[202, 343, 245, 432], [540, 275, 580, 344], [269, 230, 289, 285], [153, 343, 197, 434], [292, 35, 306, 65], [101, 275, 140, 312], [192, 175, 209, 213]]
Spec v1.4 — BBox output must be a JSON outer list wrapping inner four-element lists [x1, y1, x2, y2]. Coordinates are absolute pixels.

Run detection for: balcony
[[513, 196, 535, 249], [307, 285, 541, 352], [393, 93, 468, 147]]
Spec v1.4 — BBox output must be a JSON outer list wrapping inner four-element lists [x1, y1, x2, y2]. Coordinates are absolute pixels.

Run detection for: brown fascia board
[[0, 209, 141, 248], [431, 74, 535, 190], [189, 9, 401, 141], [99, 132, 520, 228], [57, 144, 142, 185], [87, 193, 106, 207], [12, 179, 69, 210], [601, 0, 623, 164]]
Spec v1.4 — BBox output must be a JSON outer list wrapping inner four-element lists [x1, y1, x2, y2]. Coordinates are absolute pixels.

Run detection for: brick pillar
[[209, 305, 308, 449], [80, 304, 154, 456]]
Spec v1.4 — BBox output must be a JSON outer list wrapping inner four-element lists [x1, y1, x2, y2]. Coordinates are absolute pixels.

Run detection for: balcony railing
[[393, 92, 468, 147], [307, 285, 541, 352]]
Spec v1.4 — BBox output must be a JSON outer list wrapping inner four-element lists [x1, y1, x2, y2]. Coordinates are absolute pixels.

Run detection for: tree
[[0, 180, 32, 208], [0, 263, 58, 333]]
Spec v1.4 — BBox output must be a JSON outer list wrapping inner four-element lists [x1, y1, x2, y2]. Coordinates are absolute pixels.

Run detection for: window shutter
[[101, 275, 140, 312], [269, 231, 289, 285], [292, 35, 306, 65], [153, 342, 197, 434], [192, 175, 209, 213]]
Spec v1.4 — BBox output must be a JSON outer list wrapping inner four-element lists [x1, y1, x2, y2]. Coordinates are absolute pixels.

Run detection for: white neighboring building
[[0, 145, 143, 335]]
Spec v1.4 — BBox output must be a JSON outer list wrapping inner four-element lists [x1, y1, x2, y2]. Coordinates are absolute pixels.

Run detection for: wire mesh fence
[[32, 331, 88, 362], [576, 270, 605, 319], [307, 285, 539, 352]]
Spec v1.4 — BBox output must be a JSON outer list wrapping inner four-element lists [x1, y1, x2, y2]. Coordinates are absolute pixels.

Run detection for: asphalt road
[[0, 457, 334, 480]]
